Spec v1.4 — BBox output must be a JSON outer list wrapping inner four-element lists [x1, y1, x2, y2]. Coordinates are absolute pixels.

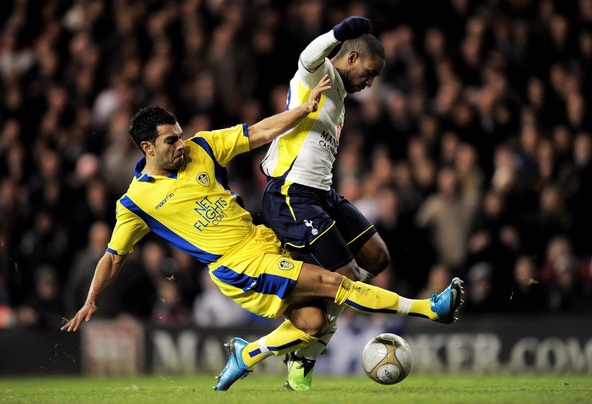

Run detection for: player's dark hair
[[129, 106, 177, 152], [337, 33, 385, 61]]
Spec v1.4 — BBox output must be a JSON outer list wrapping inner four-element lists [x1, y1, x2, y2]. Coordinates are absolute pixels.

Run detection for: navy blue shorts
[[261, 178, 376, 271]]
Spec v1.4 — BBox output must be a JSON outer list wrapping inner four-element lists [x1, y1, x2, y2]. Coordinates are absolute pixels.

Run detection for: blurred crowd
[[0, 0, 591, 330]]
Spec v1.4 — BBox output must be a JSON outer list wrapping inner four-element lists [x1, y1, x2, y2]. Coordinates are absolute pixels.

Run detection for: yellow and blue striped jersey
[[261, 32, 346, 191], [107, 123, 253, 264]]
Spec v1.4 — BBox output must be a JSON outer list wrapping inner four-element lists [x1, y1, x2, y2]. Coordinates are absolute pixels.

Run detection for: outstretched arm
[[300, 16, 372, 72], [61, 251, 125, 332], [247, 75, 331, 149]]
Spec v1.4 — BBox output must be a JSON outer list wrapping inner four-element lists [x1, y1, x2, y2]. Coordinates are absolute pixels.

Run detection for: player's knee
[[335, 263, 361, 281], [364, 246, 390, 275], [308, 317, 331, 338], [318, 309, 333, 336], [292, 311, 330, 338], [376, 247, 390, 273], [356, 236, 391, 276], [320, 270, 345, 287]]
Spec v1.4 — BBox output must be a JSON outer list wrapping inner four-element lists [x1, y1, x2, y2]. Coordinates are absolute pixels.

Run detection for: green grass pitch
[[0, 373, 590, 403]]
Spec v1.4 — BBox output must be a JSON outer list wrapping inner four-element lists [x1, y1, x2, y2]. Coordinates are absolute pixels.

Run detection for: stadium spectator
[[15, 265, 62, 329], [463, 262, 499, 314], [520, 183, 572, 263], [416, 166, 477, 271], [100, 109, 142, 196], [67, 175, 116, 253], [565, 132, 592, 257], [546, 255, 591, 313], [192, 270, 251, 328], [466, 188, 520, 294], [540, 235, 592, 310], [64, 221, 156, 320], [454, 143, 484, 206], [504, 255, 546, 314], [18, 209, 69, 294], [64, 220, 112, 316], [152, 279, 190, 326], [169, 248, 203, 312]]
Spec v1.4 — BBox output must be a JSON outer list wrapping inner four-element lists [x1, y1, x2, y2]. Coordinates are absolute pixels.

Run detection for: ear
[[140, 140, 154, 156], [347, 50, 359, 64]]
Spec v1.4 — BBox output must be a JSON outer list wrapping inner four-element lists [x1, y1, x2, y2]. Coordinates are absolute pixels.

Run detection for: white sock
[[357, 267, 374, 282]]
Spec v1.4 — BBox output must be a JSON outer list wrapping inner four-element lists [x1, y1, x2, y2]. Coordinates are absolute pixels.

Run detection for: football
[[361, 333, 413, 385]]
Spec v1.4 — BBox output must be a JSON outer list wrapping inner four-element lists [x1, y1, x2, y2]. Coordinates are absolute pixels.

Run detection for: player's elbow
[[247, 126, 273, 149]]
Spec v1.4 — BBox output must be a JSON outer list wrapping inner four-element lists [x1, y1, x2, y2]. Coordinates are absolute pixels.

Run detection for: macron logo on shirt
[[155, 193, 175, 210]]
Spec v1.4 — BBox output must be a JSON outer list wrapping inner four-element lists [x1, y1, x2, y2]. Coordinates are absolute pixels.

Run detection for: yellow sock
[[241, 320, 318, 368], [334, 277, 437, 320]]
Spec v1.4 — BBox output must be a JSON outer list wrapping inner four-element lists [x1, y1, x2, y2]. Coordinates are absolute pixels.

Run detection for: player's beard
[[164, 153, 185, 173], [172, 153, 185, 169], [344, 80, 366, 94]]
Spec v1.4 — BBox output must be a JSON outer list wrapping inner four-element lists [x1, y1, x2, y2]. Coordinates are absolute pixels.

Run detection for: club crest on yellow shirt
[[196, 172, 210, 186], [278, 260, 294, 271]]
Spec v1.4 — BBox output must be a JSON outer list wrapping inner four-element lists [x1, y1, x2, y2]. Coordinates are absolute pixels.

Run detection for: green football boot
[[284, 353, 316, 391]]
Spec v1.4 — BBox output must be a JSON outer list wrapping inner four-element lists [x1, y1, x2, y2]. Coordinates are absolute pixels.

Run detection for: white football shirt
[[261, 31, 346, 191]]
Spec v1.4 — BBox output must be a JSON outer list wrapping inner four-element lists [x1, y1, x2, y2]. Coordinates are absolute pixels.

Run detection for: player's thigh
[[261, 180, 333, 248], [296, 190, 382, 279], [329, 193, 389, 274], [329, 190, 378, 256], [304, 223, 355, 271], [208, 226, 303, 318]]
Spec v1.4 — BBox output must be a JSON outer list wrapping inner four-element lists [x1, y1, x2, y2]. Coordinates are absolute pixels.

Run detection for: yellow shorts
[[208, 224, 303, 318]]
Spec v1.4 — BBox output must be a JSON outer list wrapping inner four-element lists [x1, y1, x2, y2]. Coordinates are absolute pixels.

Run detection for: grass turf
[[0, 373, 590, 403]]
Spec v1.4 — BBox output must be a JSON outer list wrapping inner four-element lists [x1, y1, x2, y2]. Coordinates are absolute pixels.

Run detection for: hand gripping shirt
[[107, 124, 253, 264], [260, 31, 346, 191]]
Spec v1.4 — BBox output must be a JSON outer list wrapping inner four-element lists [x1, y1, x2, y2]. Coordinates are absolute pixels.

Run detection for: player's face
[[150, 122, 186, 172], [343, 53, 385, 93]]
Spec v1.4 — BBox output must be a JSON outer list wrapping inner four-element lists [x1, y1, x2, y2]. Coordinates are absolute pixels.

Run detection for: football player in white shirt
[[260, 16, 391, 391]]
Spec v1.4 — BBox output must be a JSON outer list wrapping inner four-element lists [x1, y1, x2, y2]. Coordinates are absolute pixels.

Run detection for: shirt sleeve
[[189, 124, 250, 167], [106, 199, 150, 255], [298, 31, 341, 88], [298, 31, 341, 74]]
